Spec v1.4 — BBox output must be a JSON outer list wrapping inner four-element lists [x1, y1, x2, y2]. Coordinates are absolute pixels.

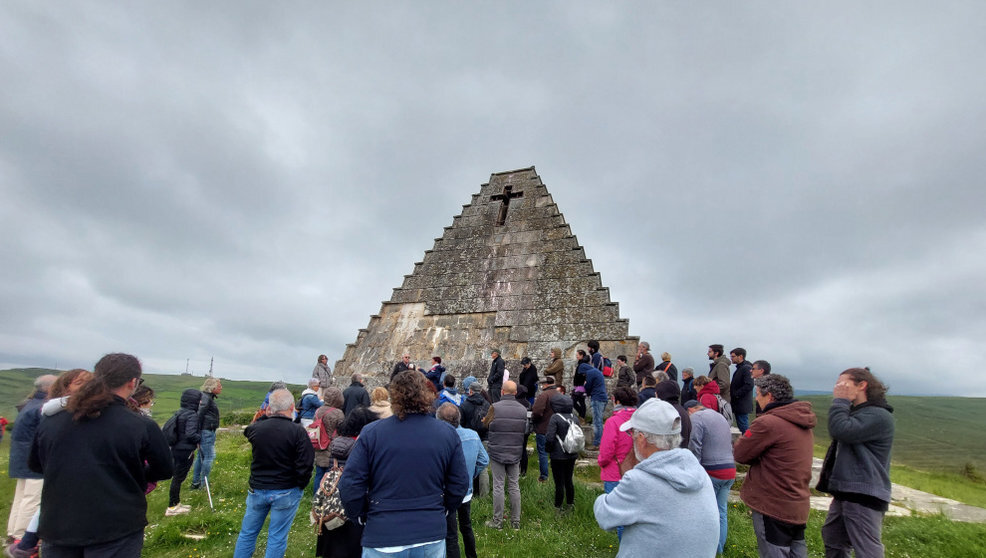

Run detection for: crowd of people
[[3, 345, 895, 558]]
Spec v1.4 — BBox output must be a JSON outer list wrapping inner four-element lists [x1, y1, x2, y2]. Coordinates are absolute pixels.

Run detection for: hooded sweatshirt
[[594, 448, 719, 558], [696, 381, 721, 412], [734, 399, 816, 524]]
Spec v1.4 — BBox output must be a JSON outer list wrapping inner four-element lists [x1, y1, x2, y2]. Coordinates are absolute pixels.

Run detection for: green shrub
[[221, 410, 256, 426]]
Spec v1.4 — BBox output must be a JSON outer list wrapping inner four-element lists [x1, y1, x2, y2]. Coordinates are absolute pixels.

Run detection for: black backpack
[[468, 399, 491, 435], [161, 410, 182, 446]]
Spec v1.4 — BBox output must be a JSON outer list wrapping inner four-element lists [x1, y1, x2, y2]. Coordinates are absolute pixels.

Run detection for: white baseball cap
[[619, 398, 681, 435]]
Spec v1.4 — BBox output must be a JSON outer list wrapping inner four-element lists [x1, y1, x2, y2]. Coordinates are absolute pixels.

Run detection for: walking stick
[[204, 475, 214, 511]]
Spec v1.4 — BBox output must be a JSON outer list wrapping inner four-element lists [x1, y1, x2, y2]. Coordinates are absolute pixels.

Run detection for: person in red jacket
[[693, 375, 721, 412]]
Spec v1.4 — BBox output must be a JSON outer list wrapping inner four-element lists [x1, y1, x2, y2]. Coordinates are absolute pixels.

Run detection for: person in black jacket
[[342, 373, 371, 416], [680, 367, 698, 406], [166, 388, 203, 515], [487, 349, 506, 402], [637, 375, 658, 406], [458, 379, 492, 498], [391, 353, 412, 381], [518, 357, 539, 406], [545, 394, 579, 512], [233, 389, 314, 558], [191, 377, 221, 491], [729, 348, 755, 434], [29, 353, 173, 557]]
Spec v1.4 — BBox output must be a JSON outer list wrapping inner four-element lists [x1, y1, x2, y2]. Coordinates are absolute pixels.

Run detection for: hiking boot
[[537, 476, 548, 483], [4, 543, 34, 558], [190, 482, 201, 490], [165, 504, 191, 516], [483, 519, 502, 530]]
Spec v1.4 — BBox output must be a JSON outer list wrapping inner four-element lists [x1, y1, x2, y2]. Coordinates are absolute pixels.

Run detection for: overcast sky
[[2, 2, 983, 396]]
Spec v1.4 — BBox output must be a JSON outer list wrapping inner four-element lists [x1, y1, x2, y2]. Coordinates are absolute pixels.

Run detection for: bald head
[[501, 380, 517, 396]]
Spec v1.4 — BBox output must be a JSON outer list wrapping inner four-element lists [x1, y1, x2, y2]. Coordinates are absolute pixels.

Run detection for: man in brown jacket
[[707, 344, 732, 400], [543, 348, 564, 388], [633, 342, 655, 387], [733, 374, 816, 558], [530, 377, 561, 482]]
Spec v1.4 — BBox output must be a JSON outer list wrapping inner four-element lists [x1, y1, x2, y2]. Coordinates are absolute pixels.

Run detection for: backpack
[[307, 419, 330, 450], [556, 415, 585, 454], [468, 399, 491, 436], [601, 356, 614, 377], [311, 460, 347, 532], [714, 394, 735, 425], [161, 410, 182, 446]]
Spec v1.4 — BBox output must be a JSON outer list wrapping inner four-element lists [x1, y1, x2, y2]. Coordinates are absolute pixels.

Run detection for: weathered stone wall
[[334, 167, 639, 389]]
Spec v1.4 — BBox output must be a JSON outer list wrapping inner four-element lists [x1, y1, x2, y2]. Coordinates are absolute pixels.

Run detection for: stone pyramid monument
[[334, 166, 639, 386]]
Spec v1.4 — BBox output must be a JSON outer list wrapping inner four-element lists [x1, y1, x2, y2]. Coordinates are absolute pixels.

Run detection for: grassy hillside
[[803, 395, 986, 474], [0, 369, 303, 426]]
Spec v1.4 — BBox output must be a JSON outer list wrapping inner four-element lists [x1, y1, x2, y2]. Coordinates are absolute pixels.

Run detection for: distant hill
[[0, 368, 303, 426], [804, 394, 986, 474]]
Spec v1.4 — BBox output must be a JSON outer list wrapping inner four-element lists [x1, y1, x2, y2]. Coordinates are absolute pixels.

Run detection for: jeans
[[233, 487, 303, 558], [41, 530, 144, 558], [603, 481, 623, 540], [446, 499, 476, 558], [822, 499, 886, 558], [590, 399, 606, 446], [489, 460, 521, 525], [736, 413, 750, 434], [534, 434, 549, 479], [362, 541, 444, 558], [192, 429, 217, 485], [711, 477, 735, 554]]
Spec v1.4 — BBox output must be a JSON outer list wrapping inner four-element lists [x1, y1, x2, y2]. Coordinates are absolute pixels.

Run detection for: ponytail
[[68, 353, 141, 420]]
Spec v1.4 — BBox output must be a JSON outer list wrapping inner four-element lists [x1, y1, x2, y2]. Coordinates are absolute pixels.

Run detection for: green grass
[[3, 436, 986, 557], [890, 465, 986, 509]]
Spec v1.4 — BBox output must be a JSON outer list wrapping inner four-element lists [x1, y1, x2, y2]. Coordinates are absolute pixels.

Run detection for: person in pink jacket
[[597, 387, 638, 540]]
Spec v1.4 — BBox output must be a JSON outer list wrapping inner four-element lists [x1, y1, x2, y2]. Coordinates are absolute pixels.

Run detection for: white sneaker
[[165, 504, 191, 516]]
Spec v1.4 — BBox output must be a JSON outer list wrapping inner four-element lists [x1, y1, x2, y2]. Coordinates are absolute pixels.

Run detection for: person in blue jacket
[[339, 370, 469, 558], [582, 358, 608, 448]]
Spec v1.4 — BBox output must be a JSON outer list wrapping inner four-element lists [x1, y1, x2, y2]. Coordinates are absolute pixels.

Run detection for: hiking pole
[[204, 475, 214, 511]]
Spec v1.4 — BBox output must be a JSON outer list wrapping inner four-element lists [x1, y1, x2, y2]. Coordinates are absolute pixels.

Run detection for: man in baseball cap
[[593, 399, 719, 557]]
